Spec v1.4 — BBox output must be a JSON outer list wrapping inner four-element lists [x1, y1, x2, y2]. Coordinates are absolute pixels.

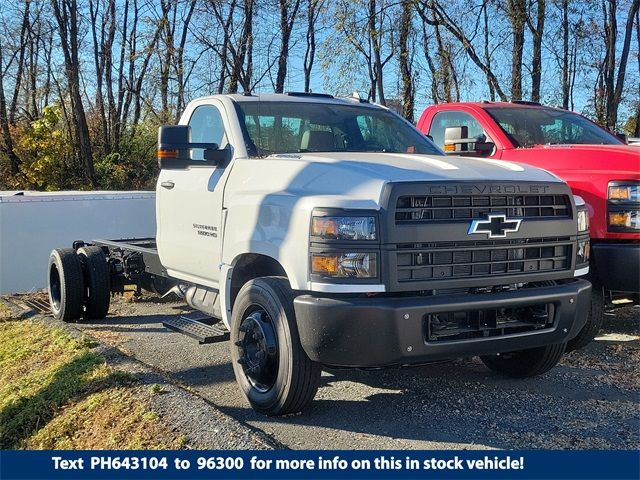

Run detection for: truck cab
[[418, 102, 639, 350], [48, 94, 592, 416]]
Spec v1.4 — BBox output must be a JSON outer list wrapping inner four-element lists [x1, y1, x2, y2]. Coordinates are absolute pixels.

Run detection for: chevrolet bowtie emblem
[[468, 214, 522, 238]]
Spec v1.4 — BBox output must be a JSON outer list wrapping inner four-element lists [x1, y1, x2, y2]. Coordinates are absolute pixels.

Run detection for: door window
[[188, 105, 228, 160], [429, 111, 487, 149]]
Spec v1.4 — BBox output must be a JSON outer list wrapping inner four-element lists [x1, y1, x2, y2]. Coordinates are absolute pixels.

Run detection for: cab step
[[163, 312, 229, 344]]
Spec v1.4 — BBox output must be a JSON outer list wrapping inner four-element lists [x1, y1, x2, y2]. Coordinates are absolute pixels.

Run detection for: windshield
[[234, 101, 443, 157], [485, 107, 623, 147]]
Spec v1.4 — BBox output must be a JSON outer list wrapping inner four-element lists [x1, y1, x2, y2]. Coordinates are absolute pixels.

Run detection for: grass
[[0, 317, 187, 449]]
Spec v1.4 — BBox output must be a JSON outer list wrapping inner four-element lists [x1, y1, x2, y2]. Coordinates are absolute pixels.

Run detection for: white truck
[[47, 93, 592, 416]]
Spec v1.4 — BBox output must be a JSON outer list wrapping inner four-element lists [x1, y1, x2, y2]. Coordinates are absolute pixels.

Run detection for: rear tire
[[480, 342, 566, 378], [48, 248, 84, 322], [230, 276, 321, 416], [77, 246, 111, 319], [566, 283, 605, 353]]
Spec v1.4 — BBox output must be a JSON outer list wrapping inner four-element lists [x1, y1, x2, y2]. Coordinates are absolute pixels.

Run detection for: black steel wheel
[[230, 276, 321, 416], [236, 307, 279, 392], [48, 248, 84, 322]]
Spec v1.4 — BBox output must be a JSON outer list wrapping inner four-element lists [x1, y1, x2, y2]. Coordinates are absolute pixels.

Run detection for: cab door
[[156, 100, 231, 288]]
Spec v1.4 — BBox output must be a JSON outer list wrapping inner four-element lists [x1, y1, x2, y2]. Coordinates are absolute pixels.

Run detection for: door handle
[[161, 181, 175, 189]]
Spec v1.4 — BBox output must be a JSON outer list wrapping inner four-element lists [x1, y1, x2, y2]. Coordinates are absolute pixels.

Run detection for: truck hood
[[266, 152, 563, 183], [522, 144, 640, 176]]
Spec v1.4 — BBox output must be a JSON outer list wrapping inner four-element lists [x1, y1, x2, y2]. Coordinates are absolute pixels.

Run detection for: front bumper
[[293, 279, 591, 367], [591, 242, 639, 293]]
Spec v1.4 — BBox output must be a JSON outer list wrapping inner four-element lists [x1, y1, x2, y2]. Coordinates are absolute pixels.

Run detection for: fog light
[[576, 240, 590, 266], [311, 253, 377, 278]]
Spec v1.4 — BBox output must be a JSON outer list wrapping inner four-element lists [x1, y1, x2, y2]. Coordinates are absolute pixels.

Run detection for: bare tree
[[599, 0, 639, 128], [336, 0, 395, 104], [399, 0, 414, 120], [229, 0, 256, 92], [482, 0, 495, 101], [303, 0, 324, 92], [635, 5, 640, 136], [419, 1, 508, 101], [275, 0, 302, 93], [0, 39, 21, 175], [506, 0, 527, 100], [528, 0, 546, 102], [51, 0, 95, 184]]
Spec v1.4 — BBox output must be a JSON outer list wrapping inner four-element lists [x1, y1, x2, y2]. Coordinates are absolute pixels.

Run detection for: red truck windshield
[[485, 107, 623, 148], [235, 101, 442, 157]]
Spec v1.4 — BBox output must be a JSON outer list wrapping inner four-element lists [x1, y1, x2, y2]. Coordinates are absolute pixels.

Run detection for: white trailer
[[0, 191, 155, 294]]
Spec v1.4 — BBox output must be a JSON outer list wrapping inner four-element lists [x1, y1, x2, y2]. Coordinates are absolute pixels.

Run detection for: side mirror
[[443, 126, 494, 156], [444, 126, 467, 152], [157, 125, 229, 169]]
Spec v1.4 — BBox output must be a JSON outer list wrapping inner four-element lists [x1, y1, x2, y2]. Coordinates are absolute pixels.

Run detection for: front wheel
[[480, 342, 566, 378], [230, 276, 321, 416]]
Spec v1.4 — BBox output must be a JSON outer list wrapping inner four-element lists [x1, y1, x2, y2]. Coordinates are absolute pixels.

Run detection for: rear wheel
[[480, 342, 566, 378], [48, 248, 84, 322], [77, 246, 111, 319], [230, 276, 321, 416]]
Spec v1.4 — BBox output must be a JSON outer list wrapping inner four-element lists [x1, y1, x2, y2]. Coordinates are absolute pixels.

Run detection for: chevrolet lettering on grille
[[468, 214, 522, 239]]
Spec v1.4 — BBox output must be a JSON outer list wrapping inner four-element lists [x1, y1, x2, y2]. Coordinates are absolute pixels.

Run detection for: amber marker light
[[157, 149, 179, 158], [311, 254, 338, 275], [311, 218, 338, 238]]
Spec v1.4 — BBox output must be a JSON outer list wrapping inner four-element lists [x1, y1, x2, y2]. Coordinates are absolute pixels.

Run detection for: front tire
[[480, 343, 566, 378], [48, 248, 84, 322], [230, 276, 321, 416]]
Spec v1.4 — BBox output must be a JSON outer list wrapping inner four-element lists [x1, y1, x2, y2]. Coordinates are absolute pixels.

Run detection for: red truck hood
[[505, 144, 639, 239], [521, 144, 639, 176]]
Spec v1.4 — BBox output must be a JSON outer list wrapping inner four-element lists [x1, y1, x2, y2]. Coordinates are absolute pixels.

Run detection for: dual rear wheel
[[48, 247, 111, 322]]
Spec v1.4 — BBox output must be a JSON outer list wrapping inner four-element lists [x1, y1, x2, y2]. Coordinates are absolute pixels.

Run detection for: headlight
[[608, 211, 639, 230], [608, 183, 640, 202], [576, 239, 590, 267], [577, 208, 589, 232], [311, 215, 377, 240], [607, 181, 640, 232], [310, 252, 377, 278]]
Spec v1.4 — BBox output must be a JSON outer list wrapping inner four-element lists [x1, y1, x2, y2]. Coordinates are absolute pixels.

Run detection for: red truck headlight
[[607, 181, 640, 232]]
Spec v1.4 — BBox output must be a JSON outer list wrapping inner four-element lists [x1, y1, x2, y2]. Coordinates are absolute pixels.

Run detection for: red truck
[[417, 101, 639, 351]]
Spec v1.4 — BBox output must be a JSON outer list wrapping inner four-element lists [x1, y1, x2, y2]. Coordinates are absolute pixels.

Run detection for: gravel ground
[[5, 292, 639, 450]]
